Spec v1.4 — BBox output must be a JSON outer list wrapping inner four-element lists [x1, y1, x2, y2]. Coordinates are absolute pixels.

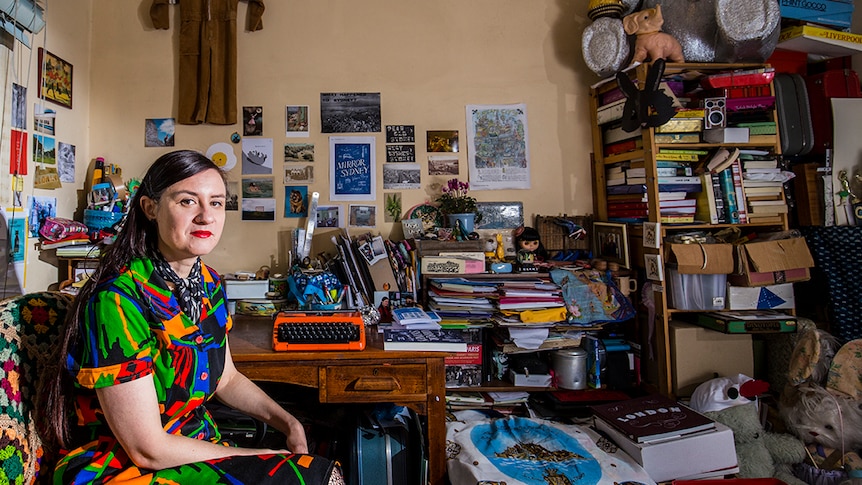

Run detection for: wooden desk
[[228, 315, 448, 485]]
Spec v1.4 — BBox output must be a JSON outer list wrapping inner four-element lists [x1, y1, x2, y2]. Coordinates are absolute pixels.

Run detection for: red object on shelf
[[701, 69, 776, 89]]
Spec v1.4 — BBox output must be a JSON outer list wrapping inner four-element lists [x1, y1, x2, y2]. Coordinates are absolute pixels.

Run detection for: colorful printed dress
[[54, 257, 335, 484]]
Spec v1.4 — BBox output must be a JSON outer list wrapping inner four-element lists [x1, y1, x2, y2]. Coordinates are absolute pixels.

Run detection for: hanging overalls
[[151, 0, 265, 125]]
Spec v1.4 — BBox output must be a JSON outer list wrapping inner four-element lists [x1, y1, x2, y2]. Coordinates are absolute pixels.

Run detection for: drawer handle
[[353, 376, 401, 391]]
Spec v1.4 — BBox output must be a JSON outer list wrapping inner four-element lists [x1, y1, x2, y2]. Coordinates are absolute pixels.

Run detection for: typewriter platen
[[271, 311, 366, 351]]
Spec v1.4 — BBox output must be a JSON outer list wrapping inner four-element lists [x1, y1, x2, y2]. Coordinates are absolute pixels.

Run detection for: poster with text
[[329, 136, 375, 201], [466, 103, 530, 190]]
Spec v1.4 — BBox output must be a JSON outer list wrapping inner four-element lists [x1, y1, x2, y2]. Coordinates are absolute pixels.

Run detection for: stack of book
[[741, 154, 786, 224], [391, 306, 442, 330], [653, 108, 704, 144], [426, 278, 497, 319]]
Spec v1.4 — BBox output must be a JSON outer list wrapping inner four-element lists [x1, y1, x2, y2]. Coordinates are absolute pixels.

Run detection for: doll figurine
[[514, 226, 547, 272]]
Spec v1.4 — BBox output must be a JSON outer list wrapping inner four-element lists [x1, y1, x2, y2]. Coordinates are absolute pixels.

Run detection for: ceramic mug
[[614, 276, 637, 297]]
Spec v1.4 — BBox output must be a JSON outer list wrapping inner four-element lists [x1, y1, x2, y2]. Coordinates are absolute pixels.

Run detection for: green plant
[[385, 193, 402, 222], [436, 178, 479, 217]]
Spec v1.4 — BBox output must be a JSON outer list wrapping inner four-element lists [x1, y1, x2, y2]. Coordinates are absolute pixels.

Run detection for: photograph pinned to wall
[[643, 222, 661, 249], [241, 137, 273, 175], [386, 144, 415, 163], [32, 134, 56, 164], [644, 253, 664, 281], [241, 177, 273, 198], [11, 84, 25, 129], [226, 181, 239, 211], [427, 130, 459, 153], [357, 235, 388, 265], [38, 48, 73, 109], [10, 130, 27, 175], [320, 93, 381, 133], [476, 202, 523, 230], [27, 195, 56, 237], [428, 155, 459, 175], [242, 106, 263, 136], [284, 186, 309, 218], [241, 198, 276, 221], [284, 143, 314, 163], [466, 103, 530, 190], [57, 142, 75, 183], [593, 221, 630, 268], [286, 105, 310, 137], [12, 176, 24, 207], [34, 105, 55, 135], [384, 192, 402, 222], [144, 118, 175, 148], [316, 205, 343, 228], [386, 125, 415, 144], [382, 163, 420, 190], [401, 218, 424, 239], [284, 165, 314, 184], [206, 142, 237, 172], [349, 204, 377, 228], [8, 216, 26, 263], [34, 166, 61, 190], [330, 136, 375, 201]]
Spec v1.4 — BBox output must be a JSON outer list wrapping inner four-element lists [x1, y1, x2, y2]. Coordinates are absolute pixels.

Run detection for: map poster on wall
[[465, 103, 530, 190], [329, 136, 376, 201]]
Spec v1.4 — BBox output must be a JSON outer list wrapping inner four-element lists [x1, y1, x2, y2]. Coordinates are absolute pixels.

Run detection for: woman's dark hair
[[44, 150, 225, 447]]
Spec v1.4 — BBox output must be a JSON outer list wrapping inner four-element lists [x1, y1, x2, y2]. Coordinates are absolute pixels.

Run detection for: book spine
[[699, 173, 719, 224], [596, 99, 626, 125], [719, 168, 740, 224], [711, 171, 728, 223], [658, 183, 702, 193], [654, 153, 699, 161], [731, 158, 748, 224]]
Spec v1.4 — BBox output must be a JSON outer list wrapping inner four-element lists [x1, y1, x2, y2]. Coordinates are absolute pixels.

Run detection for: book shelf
[[589, 62, 792, 397]]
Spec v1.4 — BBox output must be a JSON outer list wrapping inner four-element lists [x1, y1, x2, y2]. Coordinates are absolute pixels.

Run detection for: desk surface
[[229, 315, 448, 485]]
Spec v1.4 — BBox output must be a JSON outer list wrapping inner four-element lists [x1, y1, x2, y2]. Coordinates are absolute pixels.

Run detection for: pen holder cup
[[84, 209, 124, 231]]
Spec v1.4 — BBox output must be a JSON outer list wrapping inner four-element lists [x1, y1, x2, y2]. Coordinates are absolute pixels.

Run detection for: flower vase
[[447, 213, 476, 233]]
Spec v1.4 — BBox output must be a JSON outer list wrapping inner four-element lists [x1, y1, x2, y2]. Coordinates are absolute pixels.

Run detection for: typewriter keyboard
[[271, 312, 366, 351]]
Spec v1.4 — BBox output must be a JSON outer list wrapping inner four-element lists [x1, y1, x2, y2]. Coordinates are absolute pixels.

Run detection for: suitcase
[[804, 69, 862, 154], [349, 406, 426, 485], [774, 73, 814, 157]]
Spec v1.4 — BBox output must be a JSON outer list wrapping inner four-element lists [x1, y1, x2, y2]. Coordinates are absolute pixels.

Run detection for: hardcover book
[[382, 328, 470, 352], [590, 394, 715, 443]]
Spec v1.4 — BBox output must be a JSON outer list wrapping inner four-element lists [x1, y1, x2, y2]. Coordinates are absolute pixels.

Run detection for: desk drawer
[[323, 364, 427, 402]]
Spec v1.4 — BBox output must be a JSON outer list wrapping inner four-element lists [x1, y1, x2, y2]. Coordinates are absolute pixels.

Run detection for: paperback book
[[590, 394, 715, 443]]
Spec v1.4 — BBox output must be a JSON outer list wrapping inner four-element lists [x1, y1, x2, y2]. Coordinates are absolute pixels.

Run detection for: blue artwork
[[284, 186, 308, 218], [330, 137, 375, 201]]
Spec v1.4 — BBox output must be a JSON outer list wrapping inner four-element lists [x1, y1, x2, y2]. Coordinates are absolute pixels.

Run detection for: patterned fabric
[[151, 251, 204, 323], [56, 257, 335, 484], [826, 339, 862, 400], [0, 292, 73, 485], [801, 226, 862, 342]]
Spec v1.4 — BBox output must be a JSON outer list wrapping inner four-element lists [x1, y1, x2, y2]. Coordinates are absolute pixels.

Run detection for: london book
[[590, 394, 715, 443]]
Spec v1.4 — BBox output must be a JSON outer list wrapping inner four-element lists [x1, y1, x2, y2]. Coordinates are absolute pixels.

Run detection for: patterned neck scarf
[[152, 251, 204, 323]]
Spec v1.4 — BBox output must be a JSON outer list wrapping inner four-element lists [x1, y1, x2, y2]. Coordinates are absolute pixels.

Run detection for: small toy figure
[[514, 226, 548, 262], [622, 4, 684, 65]]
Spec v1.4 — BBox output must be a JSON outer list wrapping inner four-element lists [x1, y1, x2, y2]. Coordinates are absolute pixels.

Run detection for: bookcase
[[589, 62, 792, 397]]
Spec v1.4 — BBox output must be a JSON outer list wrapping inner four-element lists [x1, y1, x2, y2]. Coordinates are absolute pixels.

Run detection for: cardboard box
[[669, 320, 753, 396], [421, 256, 485, 274], [730, 237, 814, 287], [594, 418, 738, 482], [666, 243, 734, 274], [727, 283, 795, 310]]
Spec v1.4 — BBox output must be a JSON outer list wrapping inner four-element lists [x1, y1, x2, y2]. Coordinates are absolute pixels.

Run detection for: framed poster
[[593, 221, 630, 268], [329, 136, 376, 201], [38, 49, 73, 109]]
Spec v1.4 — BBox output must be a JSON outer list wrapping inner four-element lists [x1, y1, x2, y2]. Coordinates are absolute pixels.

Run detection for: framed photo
[[593, 221, 630, 268], [475, 202, 523, 229], [643, 222, 661, 249], [38, 48, 73, 109], [644, 254, 664, 281], [330, 136, 376, 201]]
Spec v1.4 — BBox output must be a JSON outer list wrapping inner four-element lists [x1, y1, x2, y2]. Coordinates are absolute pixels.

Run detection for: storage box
[[727, 283, 795, 310], [668, 268, 727, 310], [669, 320, 754, 395], [703, 127, 750, 143], [730, 237, 814, 286], [508, 369, 553, 387], [779, 0, 854, 29], [594, 418, 739, 482], [225, 279, 269, 300], [666, 243, 734, 274]]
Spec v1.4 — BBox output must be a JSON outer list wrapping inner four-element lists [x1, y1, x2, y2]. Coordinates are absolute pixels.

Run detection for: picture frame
[[643, 222, 661, 249], [475, 202, 524, 229], [38, 48, 73, 109], [593, 221, 630, 268], [644, 253, 664, 281]]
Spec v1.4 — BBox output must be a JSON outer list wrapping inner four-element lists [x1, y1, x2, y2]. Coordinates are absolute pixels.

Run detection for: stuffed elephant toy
[[622, 5, 684, 65]]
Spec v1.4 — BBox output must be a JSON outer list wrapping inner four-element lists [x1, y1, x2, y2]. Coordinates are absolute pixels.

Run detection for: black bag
[[349, 405, 426, 485]]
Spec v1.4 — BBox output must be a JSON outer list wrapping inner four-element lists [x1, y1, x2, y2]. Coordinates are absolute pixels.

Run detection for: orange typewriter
[[271, 310, 366, 351]]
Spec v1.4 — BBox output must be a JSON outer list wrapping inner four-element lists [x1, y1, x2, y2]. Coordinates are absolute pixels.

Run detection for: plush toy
[[622, 4, 684, 65]]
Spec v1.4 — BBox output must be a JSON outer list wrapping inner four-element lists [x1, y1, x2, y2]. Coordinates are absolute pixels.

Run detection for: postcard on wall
[[284, 165, 314, 184], [384, 192, 402, 222], [476, 202, 523, 229], [286, 105, 310, 137], [645, 254, 664, 281], [34, 104, 55, 136], [242, 138, 273, 175], [426, 130, 459, 153], [144, 118, 175, 148], [241, 177, 273, 198], [241, 198, 276, 221], [316, 205, 343, 228], [466, 103, 530, 190], [284, 186, 309, 217], [226, 181, 239, 211], [349, 204, 377, 227], [386, 125, 415, 143], [10, 129, 27, 175], [27, 195, 56, 237], [329, 136, 376, 201], [206, 142, 238, 172], [8, 215, 26, 263], [57, 142, 75, 183], [428, 155, 459, 175], [320, 93, 381, 133], [11, 84, 25, 129], [284, 143, 314, 163], [243, 106, 263, 136], [32, 134, 56, 164], [643, 222, 661, 249], [382, 163, 421, 190], [385, 144, 415, 163]]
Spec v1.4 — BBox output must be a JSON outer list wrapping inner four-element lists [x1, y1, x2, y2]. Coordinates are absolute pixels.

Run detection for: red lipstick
[[191, 231, 212, 238]]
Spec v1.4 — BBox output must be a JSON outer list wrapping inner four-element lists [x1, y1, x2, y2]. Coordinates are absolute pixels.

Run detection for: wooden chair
[[0, 292, 72, 484]]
